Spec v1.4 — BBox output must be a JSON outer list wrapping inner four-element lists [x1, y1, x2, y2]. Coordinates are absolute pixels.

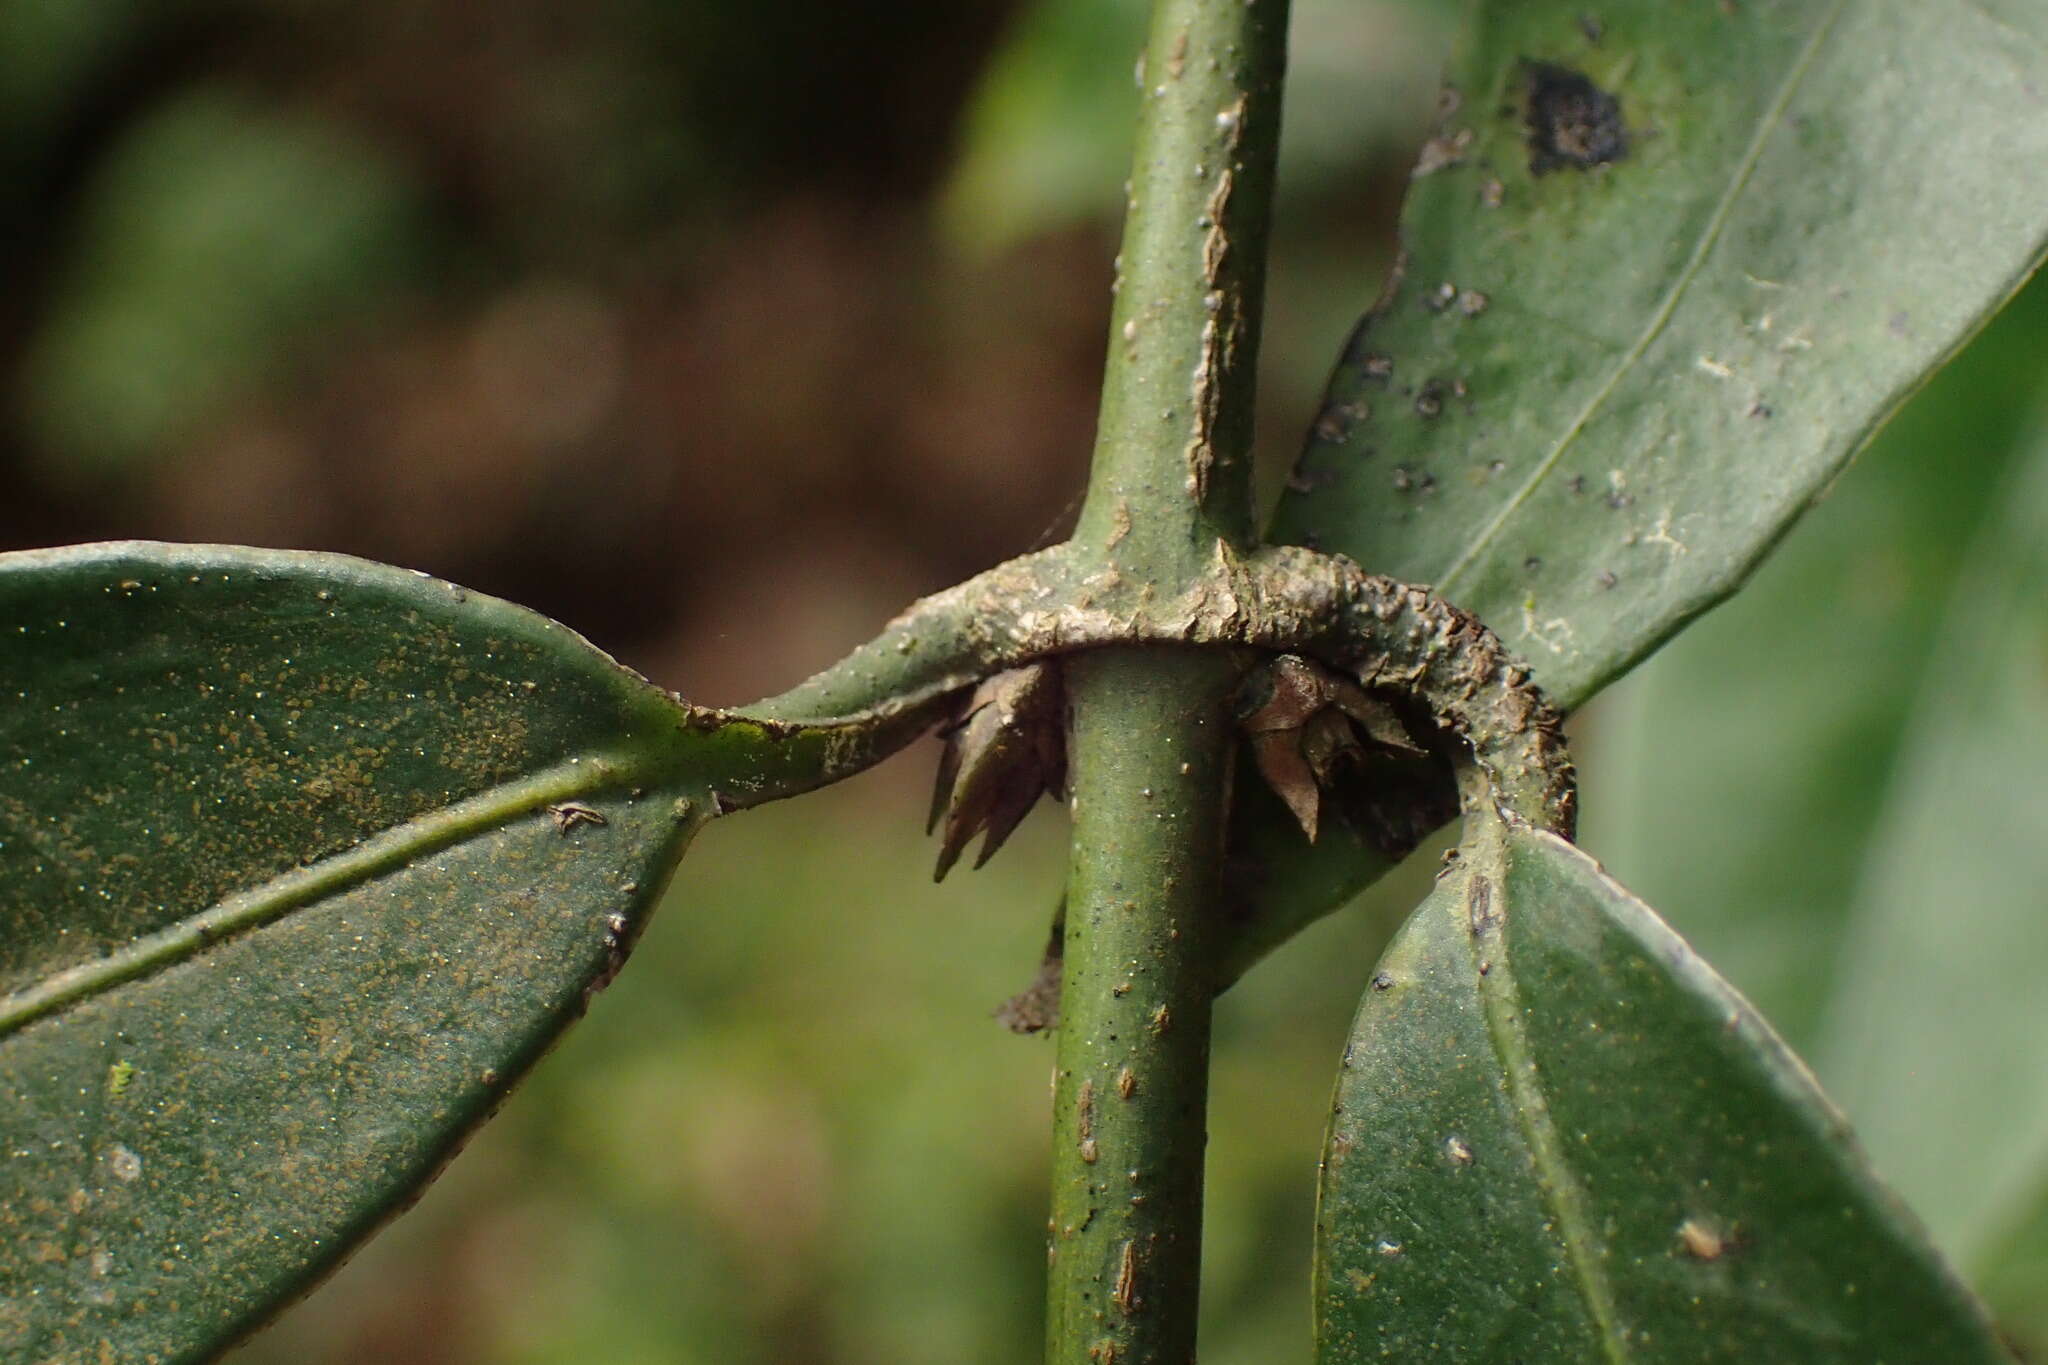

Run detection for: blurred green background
[[4, 1, 2046, 1359]]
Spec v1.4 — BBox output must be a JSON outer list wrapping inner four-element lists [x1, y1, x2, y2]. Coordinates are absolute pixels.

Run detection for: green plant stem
[[1049, 0, 1289, 1360], [1073, 0, 1286, 565], [1050, 647, 1235, 1363]]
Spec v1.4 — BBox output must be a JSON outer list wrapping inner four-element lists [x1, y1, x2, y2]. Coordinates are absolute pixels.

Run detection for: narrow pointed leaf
[[1315, 814, 2008, 1362], [0, 542, 925, 1364], [1229, 0, 2048, 979]]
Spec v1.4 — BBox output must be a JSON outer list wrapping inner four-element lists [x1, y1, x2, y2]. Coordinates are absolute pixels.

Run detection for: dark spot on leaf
[[1579, 15, 1604, 43], [1524, 62, 1628, 175], [1598, 569, 1619, 590], [1568, 474, 1587, 495], [1415, 379, 1446, 419], [1424, 281, 1457, 312], [1371, 971, 1395, 992], [1749, 401, 1773, 419], [1523, 556, 1542, 574]]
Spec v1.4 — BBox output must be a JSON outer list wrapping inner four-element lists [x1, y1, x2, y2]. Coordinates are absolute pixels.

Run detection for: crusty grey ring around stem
[[746, 540, 1575, 841]]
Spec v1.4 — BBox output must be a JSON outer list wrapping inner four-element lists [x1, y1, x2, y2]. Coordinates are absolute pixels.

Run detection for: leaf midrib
[[1435, 0, 1851, 601], [1466, 831, 1630, 1363], [0, 756, 636, 1038]]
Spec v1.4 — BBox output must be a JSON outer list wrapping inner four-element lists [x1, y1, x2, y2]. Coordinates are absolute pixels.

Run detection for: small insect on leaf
[[1677, 1216, 1736, 1262], [547, 802, 608, 835]]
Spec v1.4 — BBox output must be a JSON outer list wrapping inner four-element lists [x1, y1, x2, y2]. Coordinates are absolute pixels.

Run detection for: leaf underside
[[1276, 0, 2048, 707], [1578, 278, 2048, 1334], [1590, 321, 2048, 1346], [1236, 0, 2048, 979], [0, 543, 899, 1364], [1314, 814, 2011, 1363]]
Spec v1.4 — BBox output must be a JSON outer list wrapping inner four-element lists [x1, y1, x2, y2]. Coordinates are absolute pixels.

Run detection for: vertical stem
[[1050, 647, 1237, 1365], [1049, 1, 1289, 1362], [1073, 0, 1289, 569]]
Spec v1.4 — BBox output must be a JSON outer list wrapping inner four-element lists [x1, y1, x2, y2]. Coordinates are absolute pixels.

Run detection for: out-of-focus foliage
[[6, 0, 2046, 1357], [0, 0, 140, 171], [21, 89, 427, 477], [938, 0, 1451, 257], [1583, 272, 2048, 1356], [0, 1, 1439, 1360], [0, 0, 1081, 681]]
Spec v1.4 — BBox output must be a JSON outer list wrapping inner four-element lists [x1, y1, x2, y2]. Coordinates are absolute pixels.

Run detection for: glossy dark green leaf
[[0, 543, 920, 1364], [1275, 0, 2048, 710], [1314, 813, 2008, 1362]]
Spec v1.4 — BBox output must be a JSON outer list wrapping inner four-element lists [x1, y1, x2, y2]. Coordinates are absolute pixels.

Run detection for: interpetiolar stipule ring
[[752, 539, 1576, 843]]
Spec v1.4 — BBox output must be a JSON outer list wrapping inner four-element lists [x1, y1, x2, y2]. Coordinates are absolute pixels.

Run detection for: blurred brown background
[[16, 2, 2048, 1359], [0, 0, 1443, 710], [1, 2, 1456, 1360]]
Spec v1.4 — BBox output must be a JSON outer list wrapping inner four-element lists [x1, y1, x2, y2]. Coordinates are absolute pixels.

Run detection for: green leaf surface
[[1273, 0, 2048, 711], [1226, 0, 2048, 984], [1580, 279, 2048, 1345], [0, 543, 919, 1364], [1314, 813, 2009, 1362], [1581, 274, 2048, 1046]]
